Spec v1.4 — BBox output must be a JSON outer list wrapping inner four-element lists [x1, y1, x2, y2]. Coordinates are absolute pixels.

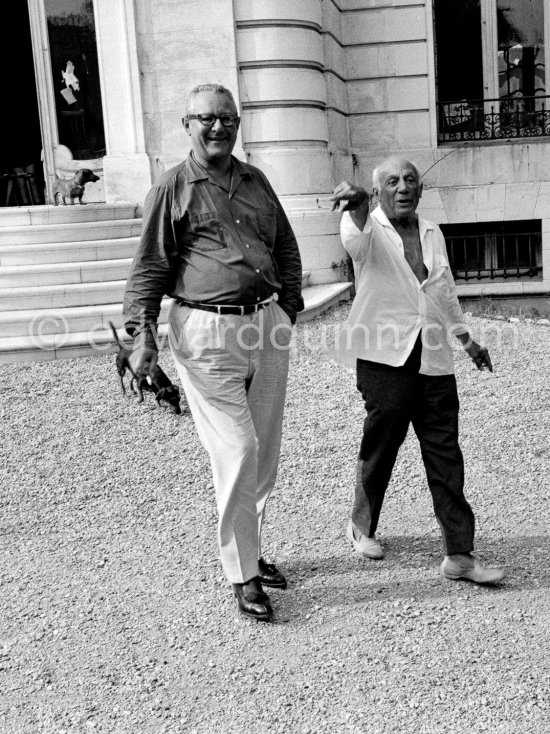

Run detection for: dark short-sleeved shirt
[[123, 152, 304, 347]]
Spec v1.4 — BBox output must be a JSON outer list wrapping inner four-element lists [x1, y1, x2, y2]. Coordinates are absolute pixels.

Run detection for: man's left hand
[[464, 341, 493, 372]]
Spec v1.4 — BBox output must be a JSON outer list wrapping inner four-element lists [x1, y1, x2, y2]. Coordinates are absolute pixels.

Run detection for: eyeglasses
[[184, 114, 239, 127]]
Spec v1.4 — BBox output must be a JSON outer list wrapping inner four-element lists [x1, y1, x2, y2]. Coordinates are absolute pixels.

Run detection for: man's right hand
[[330, 181, 369, 212], [129, 346, 158, 378], [330, 181, 370, 231]]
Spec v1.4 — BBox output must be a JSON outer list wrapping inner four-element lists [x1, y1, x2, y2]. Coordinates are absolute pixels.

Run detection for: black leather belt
[[175, 297, 273, 315]]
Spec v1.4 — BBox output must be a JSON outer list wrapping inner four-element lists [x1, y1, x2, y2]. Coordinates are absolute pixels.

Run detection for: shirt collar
[[371, 204, 434, 241], [186, 151, 252, 184]]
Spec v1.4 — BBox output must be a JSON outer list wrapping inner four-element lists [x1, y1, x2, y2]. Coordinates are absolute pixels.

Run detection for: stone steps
[[0, 217, 142, 246], [0, 236, 139, 266], [0, 258, 134, 288], [0, 299, 173, 339], [0, 280, 128, 311], [0, 202, 352, 363], [0, 202, 138, 228], [0, 283, 351, 363]]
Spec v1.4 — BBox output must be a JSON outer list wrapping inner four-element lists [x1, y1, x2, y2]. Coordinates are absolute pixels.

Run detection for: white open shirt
[[338, 205, 469, 376]]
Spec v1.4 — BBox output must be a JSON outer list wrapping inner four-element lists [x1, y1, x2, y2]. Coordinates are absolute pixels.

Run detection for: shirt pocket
[[256, 202, 277, 245], [185, 211, 227, 252]]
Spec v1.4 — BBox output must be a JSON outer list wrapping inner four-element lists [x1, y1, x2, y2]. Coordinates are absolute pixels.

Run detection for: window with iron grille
[[440, 220, 542, 281], [433, 0, 550, 143]]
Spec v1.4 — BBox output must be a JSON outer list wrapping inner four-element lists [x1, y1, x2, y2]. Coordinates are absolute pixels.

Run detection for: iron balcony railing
[[445, 232, 542, 282], [438, 95, 550, 143]]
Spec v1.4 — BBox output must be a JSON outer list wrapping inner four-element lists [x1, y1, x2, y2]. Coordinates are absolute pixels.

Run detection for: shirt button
[[255, 269, 260, 273], [256, 296, 261, 301], [245, 244, 250, 248], [236, 219, 240, 224]]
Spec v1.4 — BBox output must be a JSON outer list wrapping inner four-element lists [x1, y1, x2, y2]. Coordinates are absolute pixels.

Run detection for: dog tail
[[108, 321, 126, 350]]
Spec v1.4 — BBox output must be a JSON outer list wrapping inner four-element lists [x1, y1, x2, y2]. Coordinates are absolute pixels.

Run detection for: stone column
[[93, 0, 152, 204], [234, 0, 333, 195], [234, 0, 349, 287]]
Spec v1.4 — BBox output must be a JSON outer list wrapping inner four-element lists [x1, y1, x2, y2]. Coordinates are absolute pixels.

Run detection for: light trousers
[[168, 300, 292, 583]]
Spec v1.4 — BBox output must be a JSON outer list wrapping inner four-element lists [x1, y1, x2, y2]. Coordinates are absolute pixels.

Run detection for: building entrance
[[0, 0, 106, 208], [0, 3, 45, 206]]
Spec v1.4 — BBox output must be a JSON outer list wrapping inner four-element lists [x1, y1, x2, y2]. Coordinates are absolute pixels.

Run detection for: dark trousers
[[353, 337, 475, 555]]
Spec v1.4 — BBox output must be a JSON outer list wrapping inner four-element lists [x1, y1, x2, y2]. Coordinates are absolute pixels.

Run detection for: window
[[45, 0, 106, 160], [497, 0, 545, 99], [434, 0, 550, 142], [441, 220, 542, 281]]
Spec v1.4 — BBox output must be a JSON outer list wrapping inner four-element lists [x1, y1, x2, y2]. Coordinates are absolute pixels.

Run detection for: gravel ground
[[1, 302, 549, 734]]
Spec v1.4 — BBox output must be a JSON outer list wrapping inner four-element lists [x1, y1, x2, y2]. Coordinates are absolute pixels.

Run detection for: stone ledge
[[0, 282, 353, 363], [297, 281, 352, 323], [0, 203, 139, 228]]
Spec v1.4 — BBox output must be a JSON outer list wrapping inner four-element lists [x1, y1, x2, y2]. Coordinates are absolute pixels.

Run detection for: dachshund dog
[[52, 168, 100, 205], [108, 322, 183, 415]]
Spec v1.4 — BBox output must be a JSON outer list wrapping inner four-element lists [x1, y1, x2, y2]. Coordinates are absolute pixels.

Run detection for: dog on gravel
[[108, 322, 183, 415], [52, 168, 100, 205]]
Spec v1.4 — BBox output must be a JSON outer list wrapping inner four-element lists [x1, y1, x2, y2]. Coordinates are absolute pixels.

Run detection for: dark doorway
[[0, 2, 45, 205]]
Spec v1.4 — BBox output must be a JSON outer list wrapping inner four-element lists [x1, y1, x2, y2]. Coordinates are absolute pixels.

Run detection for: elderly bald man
[[330, 157, 504, 584]]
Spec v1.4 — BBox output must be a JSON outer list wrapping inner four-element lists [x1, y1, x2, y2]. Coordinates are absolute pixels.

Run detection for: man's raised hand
[[329, 181, 370, 212]]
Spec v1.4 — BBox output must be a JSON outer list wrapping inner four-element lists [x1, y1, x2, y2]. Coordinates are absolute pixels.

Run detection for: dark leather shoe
[[233, 578, 273, 621], [257, 557, 287, 589]]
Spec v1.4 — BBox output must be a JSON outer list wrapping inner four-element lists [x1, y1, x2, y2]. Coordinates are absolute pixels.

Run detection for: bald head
[[372, 157, 423, 223], [372, 157, 421, 190]]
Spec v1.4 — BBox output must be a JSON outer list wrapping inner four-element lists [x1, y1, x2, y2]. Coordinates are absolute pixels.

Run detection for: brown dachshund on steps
[[52, 168, 100, 205]]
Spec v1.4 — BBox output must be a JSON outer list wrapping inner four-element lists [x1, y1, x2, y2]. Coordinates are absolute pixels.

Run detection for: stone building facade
[[5, 0, 550, 297]]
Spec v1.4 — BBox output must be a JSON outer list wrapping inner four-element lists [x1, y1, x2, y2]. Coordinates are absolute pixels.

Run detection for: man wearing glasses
[[123, 84, 303, 621]]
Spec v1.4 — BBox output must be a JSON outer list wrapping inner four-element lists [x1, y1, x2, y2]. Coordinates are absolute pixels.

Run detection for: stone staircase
[[0, 204, 351, 364]]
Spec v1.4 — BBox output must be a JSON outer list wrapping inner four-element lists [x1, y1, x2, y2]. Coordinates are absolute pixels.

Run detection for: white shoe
[[441, 554, 505, 584], [346, 520, 384, 559]]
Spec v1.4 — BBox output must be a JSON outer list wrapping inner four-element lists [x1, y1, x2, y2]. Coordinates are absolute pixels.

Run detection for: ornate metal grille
[[441, 223, 542, 281], [437, 95, 550, 142]]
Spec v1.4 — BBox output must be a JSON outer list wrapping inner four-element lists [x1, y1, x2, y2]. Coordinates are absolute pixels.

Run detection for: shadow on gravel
[[279, 534, 550, 617], [476, 535, 550, 591]]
